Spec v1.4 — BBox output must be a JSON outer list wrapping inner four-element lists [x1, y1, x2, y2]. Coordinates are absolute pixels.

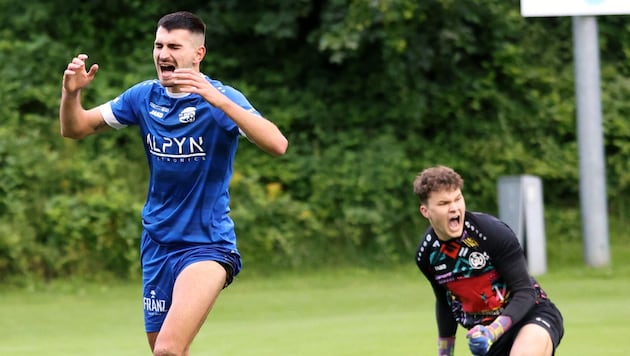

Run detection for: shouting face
[[420, 188, 466, 242], [153, 27, 205, 90]]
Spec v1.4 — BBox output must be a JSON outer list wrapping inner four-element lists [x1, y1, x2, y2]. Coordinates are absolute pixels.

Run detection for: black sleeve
[[474, 213, 537, 324], [416, 241, 458, 337], [431, 281, 459, 337]]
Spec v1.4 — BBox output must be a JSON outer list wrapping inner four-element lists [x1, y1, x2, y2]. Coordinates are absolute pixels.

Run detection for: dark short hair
[[413, 165, 464, 204], [157, 11, 206, 36]]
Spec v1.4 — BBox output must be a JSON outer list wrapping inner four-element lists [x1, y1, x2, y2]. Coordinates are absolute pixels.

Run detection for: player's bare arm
[[59, 54, 110, 139], [171, 68, 288, 156]]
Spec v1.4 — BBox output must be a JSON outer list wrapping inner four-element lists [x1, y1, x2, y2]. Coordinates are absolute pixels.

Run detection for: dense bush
[[0, 0, 628, 282]]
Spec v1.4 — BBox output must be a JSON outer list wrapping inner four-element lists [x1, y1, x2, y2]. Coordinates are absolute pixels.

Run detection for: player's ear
[[419, 205, 429, 218], [194, 45, 206, 64]]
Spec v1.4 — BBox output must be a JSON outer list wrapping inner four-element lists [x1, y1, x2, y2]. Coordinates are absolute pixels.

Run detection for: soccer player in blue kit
[[413, 166, 563, 356], [59, 11, 288, 356]]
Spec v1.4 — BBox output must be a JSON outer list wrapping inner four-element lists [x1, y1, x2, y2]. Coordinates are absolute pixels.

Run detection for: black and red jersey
[[416, 212, 548, 337]]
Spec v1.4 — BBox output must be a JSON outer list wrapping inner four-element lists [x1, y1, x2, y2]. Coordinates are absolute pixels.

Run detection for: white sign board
[[521, 0, 630, 17]]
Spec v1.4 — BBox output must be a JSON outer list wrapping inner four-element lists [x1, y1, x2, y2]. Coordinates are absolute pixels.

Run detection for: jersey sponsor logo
[[149, 109, 164, 119], [435, 271, 454, 283], [149, 102, 169, 112], [149, 102, 168, 119], [146, 133, 206, 159], [179, 106, 197, 123], [435, 263, 447, 271]]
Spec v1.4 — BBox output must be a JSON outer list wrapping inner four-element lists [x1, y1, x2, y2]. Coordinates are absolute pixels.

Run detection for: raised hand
[[62, 54, 99, 94], [170, 69, 230, 108]]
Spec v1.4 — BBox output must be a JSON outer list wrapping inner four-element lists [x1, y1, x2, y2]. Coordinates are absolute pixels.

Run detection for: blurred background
[[0, 0, 629, 284]]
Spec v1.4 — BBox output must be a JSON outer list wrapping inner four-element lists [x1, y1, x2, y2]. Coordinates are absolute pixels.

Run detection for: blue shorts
[[140, 232, 242, 333]]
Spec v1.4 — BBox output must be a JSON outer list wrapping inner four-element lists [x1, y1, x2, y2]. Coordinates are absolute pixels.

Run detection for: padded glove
[[466, 325, 495, 356]]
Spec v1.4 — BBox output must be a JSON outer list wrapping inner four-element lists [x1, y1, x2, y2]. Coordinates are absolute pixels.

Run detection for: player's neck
[[165, 87, 191, 98]]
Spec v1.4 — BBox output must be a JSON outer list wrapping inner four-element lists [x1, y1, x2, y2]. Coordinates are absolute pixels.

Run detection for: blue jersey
[[100, 76, 259, 248]]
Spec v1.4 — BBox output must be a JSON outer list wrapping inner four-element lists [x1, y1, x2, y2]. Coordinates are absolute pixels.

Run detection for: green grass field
[[0, 259, 629, 355]]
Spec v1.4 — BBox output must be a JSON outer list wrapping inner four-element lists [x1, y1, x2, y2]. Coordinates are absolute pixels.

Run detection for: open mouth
[[160, 65, 176, 74], [448, 215, 461, 230]]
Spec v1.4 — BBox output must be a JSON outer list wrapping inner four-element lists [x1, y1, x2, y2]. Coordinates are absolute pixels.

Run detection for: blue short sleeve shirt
[[99, 76, 259, 249]]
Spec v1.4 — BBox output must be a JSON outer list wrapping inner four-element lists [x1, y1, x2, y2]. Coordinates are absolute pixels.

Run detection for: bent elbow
[[270, 137, 289, 156], [60, 127, 87, 140]]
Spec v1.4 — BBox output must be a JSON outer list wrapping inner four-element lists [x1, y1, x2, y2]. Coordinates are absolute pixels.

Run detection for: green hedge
[[0, 0, 628, 283]]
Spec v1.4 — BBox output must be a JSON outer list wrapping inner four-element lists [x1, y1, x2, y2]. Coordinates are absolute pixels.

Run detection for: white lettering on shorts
[[143, 289, 168, 316]]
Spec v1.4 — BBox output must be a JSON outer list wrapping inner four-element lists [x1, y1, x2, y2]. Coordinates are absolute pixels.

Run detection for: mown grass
[[0, 257, 628, 355], [1, 213, 628, 355]]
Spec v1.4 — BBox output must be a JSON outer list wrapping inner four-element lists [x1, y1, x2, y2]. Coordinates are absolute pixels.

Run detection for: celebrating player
[[59, 11, 288, 356], [413, 166, 563, 356]]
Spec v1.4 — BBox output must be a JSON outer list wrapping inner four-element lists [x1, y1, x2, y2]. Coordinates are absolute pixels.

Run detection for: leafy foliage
[[0, 0, 628, 282]]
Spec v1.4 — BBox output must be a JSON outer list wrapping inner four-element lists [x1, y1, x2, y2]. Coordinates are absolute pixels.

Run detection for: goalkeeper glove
[[466, 325, 496, 356], [466, 316, 511, 356]]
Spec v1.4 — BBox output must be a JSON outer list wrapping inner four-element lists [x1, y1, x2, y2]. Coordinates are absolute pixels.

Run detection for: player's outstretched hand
[[466, 325, 495, 356], [63, 54, 99, 94]]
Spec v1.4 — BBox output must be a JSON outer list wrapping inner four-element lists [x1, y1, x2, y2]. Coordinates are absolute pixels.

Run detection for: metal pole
[[572, 16, 610, 266]]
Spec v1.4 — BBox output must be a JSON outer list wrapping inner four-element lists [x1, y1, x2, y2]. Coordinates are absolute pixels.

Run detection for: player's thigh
[[159, 261, 227, 342], [147, 332, 158, 351], [510, 323, 553, 356]]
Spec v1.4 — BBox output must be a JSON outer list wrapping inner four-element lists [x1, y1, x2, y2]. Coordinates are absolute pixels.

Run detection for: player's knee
[[153, 343, 185, 356]]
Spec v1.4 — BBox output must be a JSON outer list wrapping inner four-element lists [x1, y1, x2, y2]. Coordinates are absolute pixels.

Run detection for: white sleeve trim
[[99, 102, 127, 129]]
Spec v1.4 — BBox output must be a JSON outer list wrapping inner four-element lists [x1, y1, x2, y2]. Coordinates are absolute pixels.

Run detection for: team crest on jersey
[[468, 251, 487, 269], [179, 107, 197, 123]]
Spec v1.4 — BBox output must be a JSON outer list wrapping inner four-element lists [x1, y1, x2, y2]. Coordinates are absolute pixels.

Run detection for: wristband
[[437, 336, 455, 356], [486, 315, 512, 340]]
